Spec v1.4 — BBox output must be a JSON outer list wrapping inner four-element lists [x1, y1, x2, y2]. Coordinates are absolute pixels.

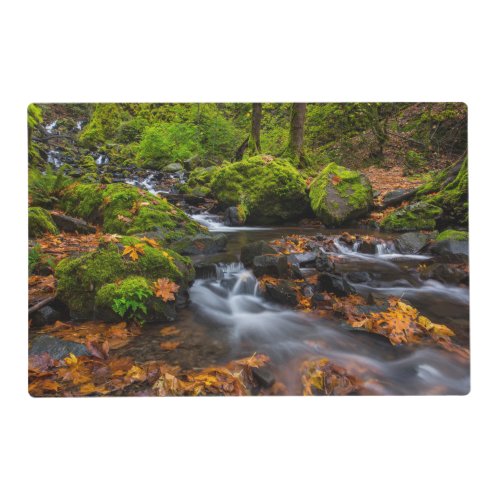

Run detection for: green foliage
[[404, 150, 427, 173], [28, 104, 43, 131], [137, 123, 202, 167], [28, 167, 72, 209], [79, 104, 129, 148], [436, 229, 468, 242], [79, 155, 97, 172], [100, 276, 154, 323], [28, 244, 42, 274], [116, 117, 148, 144], [60, 182, 104, 221], [210, 155, 309, 224], [28, 207, 58, 238]]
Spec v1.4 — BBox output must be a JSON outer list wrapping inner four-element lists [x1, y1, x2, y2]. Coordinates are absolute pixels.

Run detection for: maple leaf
[[331, 175, 342, 185], [154, 278, 180, 302], [140, 236, 160, 248], [102, 233, 122, 243], [122, 243, 145, 261], [117, 214, 132, 223], [160, 341, 181, 351]]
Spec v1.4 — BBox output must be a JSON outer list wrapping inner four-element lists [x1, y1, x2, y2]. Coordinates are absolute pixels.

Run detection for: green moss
[[380, 202, 443, 232], [60, 183, 104, 221], [28, 207, 58, 238], [309, 163, 372, 225], [210, 155, 309, 224], [180, 166, 219, 197], [436, 229, 468, 242], [55, 239, 194, 320], [79, 155, 97, 172]]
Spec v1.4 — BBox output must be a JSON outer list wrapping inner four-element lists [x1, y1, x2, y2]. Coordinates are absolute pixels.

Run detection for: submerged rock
[[420, 263, 468, 285], [224, 206, 246, 227], [395, 232, 433, 254], [30, 335, 90, 359], [309, 163, 373, 226], [262, 279, 298, 306], [318, 273, 355, 297], [172, 233, 228, 256]]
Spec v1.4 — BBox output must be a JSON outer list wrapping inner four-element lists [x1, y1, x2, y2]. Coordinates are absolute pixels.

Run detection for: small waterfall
[[47, 150, 62, 168], [96, 154, 109, 166], [45, 120, 57, 133]]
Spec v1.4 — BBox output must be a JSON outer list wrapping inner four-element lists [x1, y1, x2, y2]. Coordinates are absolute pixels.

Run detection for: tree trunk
[[288, 103, 307, 160], [250, 103, 262, 153]]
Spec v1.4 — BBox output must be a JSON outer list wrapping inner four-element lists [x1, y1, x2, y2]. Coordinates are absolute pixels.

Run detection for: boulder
[[194, 263, 219, 279], [395, 232, 432, 254], [253, 255, 288, 278], [224, 206, 246, 227], [380, 201, 443, 232], [30, 335, 90, 359], [262, 279, 298, 306], [315, 250, 335, 273], [163, 163, 184, 173], [210, 155, 309, 224], [240, 240, 278, 267], [428, 239, 469, 263], [28, 207, 58, 238], [381, 188, 417, 208], [357, 239, 378, 254], [309, 163, 373, 226], [318, 273, 355, 297], [50, 212, 96, 234], [172, 233, 228, 256], [251, 366, 276, 389], [420, 263, 468, 285]]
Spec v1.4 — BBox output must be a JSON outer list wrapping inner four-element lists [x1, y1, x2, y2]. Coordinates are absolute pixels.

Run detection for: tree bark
[[250, 103, 262, 153], [288, 103, 306, 159]]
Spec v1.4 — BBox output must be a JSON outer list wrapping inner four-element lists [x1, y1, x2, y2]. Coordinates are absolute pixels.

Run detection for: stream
[[42, 132, 470, 395]]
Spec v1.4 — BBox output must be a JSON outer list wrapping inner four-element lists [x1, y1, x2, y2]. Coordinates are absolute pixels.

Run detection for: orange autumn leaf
[[154, 278, 180, 302], [160, 341, 181, 351], [102, 233, 122, 243], [140, 236, 160, 248], [122, 243, 145, 261], [331, 175, 342, 185]]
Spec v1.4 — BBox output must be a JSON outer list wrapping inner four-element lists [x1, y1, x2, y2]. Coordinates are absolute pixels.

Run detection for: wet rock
[[381, 188, 417, 208], [357, 239, 378, 254], [30, 335, 90, 359], [50, 212, 96, 234], [420, 263, 468, 285], [346, 271, 372, 283], [253, 255, 288, 278], [262, 279, 298, 306], [251, 366, 276, 388], [292, 252, 317, 266], [290, 264, 304, 280], [172, 233, 228, 256], [194, 263, 219, 279], [428, 239, 469, 263], [163, 163, 184, 173], [318, 273, 355, 297], [224, 206, 245, 227], [31, 306, 60, 327], [240, 240, 278, 267], [395, 232, 431, 254], [315, 250, 335, 273]]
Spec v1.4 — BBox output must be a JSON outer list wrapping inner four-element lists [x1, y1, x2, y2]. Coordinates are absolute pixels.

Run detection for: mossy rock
[[210, 155, 309, 224], [380, 201, 443, 232], [60, 182, 206, 242], [28, 207, 58, 238], [180, 166, 219, 197], [436, 229, 468, 242], [309, 163, 373, 226], [55, 236, 194, 321]]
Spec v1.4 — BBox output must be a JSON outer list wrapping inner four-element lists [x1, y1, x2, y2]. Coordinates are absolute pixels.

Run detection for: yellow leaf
[[431, 323, 455, 337], [122, 243, 145, 261], [64, 353, 78, 366]]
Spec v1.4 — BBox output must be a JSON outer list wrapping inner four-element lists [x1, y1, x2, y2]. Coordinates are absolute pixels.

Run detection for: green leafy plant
[[28, 244, 42, 275], [110, 277, 153, 323], [28, 166, 72, 208]]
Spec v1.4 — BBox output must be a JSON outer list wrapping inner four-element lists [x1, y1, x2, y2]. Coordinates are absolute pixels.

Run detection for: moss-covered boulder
[[55, 236, 194, 321], [436, 229, 468, 242], [29, 207, 58, 238], [60, 182, 206, 243], [179, 166, 219, 198], [380, 201, 443, 232], [210, 155, 309, 224], [309, 163, 373, 226]]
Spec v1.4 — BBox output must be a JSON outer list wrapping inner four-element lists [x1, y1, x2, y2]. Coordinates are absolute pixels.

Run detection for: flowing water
[[117, 224, 470, 395]]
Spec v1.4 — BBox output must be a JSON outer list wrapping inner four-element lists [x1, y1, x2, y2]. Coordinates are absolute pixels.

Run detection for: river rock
[[315, 250, 335, 273], [262, 279, 298, 306], [253, 255, 288, 278], [240, 240, 278, 267], [30, 335, 90, 359], [395, 232, 432, 254], [251, 366, 276, 389], [31, 306, 60, 327], [194, 263, 219, 279], [50, 212, 96, 234], [357, 239, 378, 254], [224, 206, 245, 227], [318, 273, 355, 296], [428, 239, 469, 263], [163, 163, 184, 173], [287, 252, 317, 267], [420, 263, 468, 285], [172, 233, 228, 256]]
